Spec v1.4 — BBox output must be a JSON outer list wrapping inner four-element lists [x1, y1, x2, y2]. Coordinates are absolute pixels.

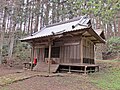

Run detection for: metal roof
[[20, 16, 91, 41]]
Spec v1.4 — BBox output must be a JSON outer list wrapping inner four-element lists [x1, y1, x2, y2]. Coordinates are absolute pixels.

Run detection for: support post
[[68, 66, 71, 73], [80, 37, 83, 64], [94, 44, 96, 64], [97, 66, 99, 72], [31, 44, 34, 70], [84, 66, 87, 74], [48, 42, 52, 74]]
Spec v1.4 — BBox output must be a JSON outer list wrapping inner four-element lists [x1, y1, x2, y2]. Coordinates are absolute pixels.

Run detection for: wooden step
[[33, 62, 59, 73]]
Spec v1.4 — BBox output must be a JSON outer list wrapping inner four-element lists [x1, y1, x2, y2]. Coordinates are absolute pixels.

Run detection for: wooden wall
[[59, 36, 95, 64], [59, 36, 81, 63], [83, 37, 94, 64], [60, 43, 80, 63], [33, 35, 95, 64]]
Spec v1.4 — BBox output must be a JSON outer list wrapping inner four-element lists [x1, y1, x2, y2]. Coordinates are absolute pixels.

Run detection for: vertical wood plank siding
[[60, 44, 80, 63], [83, 38, 94, 64], [34, 36, 95, 64]]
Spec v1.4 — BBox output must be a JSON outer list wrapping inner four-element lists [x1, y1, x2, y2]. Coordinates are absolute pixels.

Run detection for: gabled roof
[[95, 29, 106, 39], [20, 16, 90, 41], [20, 15, 105, 43]]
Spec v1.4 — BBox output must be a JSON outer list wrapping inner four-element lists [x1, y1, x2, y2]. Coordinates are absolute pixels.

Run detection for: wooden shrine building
[[21, 16, 105, 74]]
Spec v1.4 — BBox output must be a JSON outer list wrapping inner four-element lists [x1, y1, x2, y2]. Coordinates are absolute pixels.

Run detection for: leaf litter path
[[0, 70, 48, 86], [0, 70, 101, 90]]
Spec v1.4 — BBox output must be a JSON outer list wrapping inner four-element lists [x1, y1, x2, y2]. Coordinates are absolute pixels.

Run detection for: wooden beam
[[34, 42, 48, 45], [84, 35, 92, 37], [65, 33, 74, 37], [91, 40, 98, 42], [93, 45, 95, 64], [80, 37, 83, 64]]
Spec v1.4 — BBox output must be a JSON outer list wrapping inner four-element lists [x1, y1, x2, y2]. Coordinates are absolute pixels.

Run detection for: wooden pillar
[[97, 66, 99, 72], [48, 42, 52, 74], [84, 66, 87, 74], [80, 37, 83, 64], [68, 66, 71, 73], [31, 44, 35, 70], [93, 44, 95, 64]]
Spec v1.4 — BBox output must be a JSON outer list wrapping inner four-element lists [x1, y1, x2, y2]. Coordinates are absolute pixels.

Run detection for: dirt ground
[[0, 75, 100, 90], [0, 65, 100, 90], [0, 65, 23, 76]]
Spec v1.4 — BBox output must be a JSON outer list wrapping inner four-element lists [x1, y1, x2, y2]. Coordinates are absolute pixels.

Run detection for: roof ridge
[[32, 26, 46, 36]]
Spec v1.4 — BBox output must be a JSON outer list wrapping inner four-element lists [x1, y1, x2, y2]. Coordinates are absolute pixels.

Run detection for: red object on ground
[[33, 58, 37, 64]]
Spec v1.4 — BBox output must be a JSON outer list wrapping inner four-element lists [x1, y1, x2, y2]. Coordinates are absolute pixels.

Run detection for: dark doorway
[[44, 47, 60, 58]]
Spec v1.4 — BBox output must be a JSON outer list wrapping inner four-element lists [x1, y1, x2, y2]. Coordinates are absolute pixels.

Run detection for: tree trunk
[[113, 17, 117, 36], [44, 0, 50, 25], [34, 0, 41, 33], [30, 0, 35, 35], [107, 23, 113, 39], [56, 0, 60, 22], [118, 19, 120, 36], [23, 0, 29, 34], [0, 7, 7, 64], [52, 2, 56, 23], [8, 23, 16, 61], [40, 0, 44, 29], [61, 2, 65, 21], [118, 14, 120, 36], [30, 13, 34, 35]]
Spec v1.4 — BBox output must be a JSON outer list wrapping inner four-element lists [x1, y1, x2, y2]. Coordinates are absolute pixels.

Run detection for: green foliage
[[2, 31, 31, 63], [90, 60, 120, 90], [58, 0, 120, 24], [107, 37, 120, 52], [13, 31, 31, 61], [13, 41, 31, 61]]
